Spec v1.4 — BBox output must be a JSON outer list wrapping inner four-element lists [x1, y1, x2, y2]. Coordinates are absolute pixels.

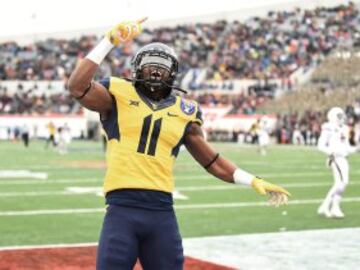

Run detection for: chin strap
[[123, 77, 188, 94], [162, 81, 188, 94]]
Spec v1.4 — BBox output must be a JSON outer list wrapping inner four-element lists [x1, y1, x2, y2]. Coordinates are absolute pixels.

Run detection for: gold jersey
[[101, 77, 202, 194], [47, 123, 56, 135]]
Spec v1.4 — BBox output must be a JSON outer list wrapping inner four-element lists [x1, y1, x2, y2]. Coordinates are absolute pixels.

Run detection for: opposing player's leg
[[44, 136, 50, 149], [318, 184, 335, 217], [329, 157, 349, 218], [96, 205, 139, 270], [259, 144, 267, 156], [318, 157, 349, 218], [318, 157, 335, 217], [138, 210, 184, 270]]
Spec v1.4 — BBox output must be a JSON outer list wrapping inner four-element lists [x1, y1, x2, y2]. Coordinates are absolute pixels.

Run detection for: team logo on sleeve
[[180, 99, 196, 115]]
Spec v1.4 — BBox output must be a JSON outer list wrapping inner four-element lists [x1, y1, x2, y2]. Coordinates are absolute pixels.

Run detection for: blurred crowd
[[204, 2, 359, 81], [190, 91, 270, 115], [1, 2, 360, 146], [205, 100, 360, 145], [275, 99, 360, 145], [0, 2, 358, 83], [0, 83, 80, 115]]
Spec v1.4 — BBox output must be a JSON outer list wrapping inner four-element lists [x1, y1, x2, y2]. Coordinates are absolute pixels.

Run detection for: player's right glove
[[106, 17, 147, 46], [85, 17, 147, 67], [251, 177, 291, 207]]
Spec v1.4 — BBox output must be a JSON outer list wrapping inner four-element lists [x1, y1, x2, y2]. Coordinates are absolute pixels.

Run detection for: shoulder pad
[[322, 122, 334, 131]]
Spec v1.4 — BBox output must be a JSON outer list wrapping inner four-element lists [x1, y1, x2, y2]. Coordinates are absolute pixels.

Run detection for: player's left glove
[[251, 177, 291, 207]]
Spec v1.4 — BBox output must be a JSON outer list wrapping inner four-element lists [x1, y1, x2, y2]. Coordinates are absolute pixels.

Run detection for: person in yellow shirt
[[68, 18, 290, 270], [45, 121, 56, 148]]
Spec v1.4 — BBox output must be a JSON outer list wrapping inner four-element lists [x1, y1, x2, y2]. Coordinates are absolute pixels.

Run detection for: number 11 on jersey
[[137, 114, 162, 156]]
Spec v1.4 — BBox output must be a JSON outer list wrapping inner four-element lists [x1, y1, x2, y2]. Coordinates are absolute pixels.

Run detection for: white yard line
[[0, 170, 48, 179], [0, 190, 92, 197], [178, 181, 360, 191], [0, 166, 99, 171], [176, 171, 359, 180], [0, 197, 360, 216], [0, 178, 101, 185], [0, 170, 358, 185], [0, 208, 105, 216], [175, 197, 360, 209], [1, 161, 357, 172], [0, 242, 97, 251], [0, 160, 304, 170], [0, 181, 358, 197]]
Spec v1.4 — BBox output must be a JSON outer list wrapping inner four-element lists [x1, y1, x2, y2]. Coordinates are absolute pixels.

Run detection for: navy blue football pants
[[96, 205, 184, 270]]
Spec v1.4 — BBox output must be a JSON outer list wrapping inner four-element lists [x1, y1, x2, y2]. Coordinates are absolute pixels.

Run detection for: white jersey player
[[257, 116, 270, 156], [58, 123, 72, 155], [317, 107, 359, 218]]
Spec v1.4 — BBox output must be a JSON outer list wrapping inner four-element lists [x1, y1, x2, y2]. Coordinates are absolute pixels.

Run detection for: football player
[[57, 123, 72, 154], [317, 107, 359, 218], [45, 121, 57, 148], [257, 116, 270, 156], [67, 18, 290, 270]]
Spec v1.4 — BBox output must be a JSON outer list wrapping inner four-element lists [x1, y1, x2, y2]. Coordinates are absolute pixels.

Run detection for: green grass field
[[0, 140, 359, 247]]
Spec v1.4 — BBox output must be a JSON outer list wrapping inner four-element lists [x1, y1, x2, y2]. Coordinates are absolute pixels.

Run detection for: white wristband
[[233, 168, 254, 186], [86, 37, 114, 65]]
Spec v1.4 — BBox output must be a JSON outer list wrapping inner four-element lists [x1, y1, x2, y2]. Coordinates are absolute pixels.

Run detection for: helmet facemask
[[132, 45, 178, 101], [334, 112, 346, 126]]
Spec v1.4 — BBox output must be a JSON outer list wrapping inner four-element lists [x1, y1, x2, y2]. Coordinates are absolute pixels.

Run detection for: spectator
[[0, 3, 357, 83]]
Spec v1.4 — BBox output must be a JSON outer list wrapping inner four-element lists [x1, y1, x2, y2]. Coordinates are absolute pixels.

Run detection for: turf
[[0, 140, 359, 247]]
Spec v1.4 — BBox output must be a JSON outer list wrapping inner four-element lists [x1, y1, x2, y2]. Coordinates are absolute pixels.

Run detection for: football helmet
[[327, 107, 346, 126], [131, 42, 179, 100]]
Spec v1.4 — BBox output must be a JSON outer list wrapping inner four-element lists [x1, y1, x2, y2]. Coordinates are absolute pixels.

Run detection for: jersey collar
[[135, 89, 177, 111]]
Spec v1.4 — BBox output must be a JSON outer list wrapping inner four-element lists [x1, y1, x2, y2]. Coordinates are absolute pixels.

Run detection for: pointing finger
[[137, 17, 148, 24]]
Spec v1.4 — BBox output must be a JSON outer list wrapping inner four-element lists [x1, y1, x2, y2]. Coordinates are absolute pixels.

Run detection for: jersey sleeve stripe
[[171, 122, 192, 158], [100, 97, 120, 141], [99, 77, 110, 90], [195, 105, 203, 125]]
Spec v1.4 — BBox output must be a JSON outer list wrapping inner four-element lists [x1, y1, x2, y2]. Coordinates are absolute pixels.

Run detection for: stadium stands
[[0, 2, 357, 83], [0, 82, 81, 115], [311, 52, 360, 87], [1, 2, 359, 144]]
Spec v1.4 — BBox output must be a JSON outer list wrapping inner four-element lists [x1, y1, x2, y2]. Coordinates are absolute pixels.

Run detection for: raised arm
[[67, 59, 112, 114], [184, 122, 290, 206], [67, 18, 147, 115]]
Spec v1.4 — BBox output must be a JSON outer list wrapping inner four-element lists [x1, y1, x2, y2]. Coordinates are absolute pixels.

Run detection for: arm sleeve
[[344, 138, 358, 155], [98, 77, 114, 122], [193, 104, 203, 126], [333, 143, 357, 157], [99, 77, 110, 90], [317, 126, 333, 156], [346, 145, 358, 155], [318, 125, 357, 157]]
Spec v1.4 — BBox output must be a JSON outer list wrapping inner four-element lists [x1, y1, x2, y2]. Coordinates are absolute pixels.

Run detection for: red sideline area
[[0, 246, 235, 270]]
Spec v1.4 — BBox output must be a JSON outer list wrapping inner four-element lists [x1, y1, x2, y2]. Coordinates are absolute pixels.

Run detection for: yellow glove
[[251, 177, 291, 207], [106, 17, 147, 46]]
